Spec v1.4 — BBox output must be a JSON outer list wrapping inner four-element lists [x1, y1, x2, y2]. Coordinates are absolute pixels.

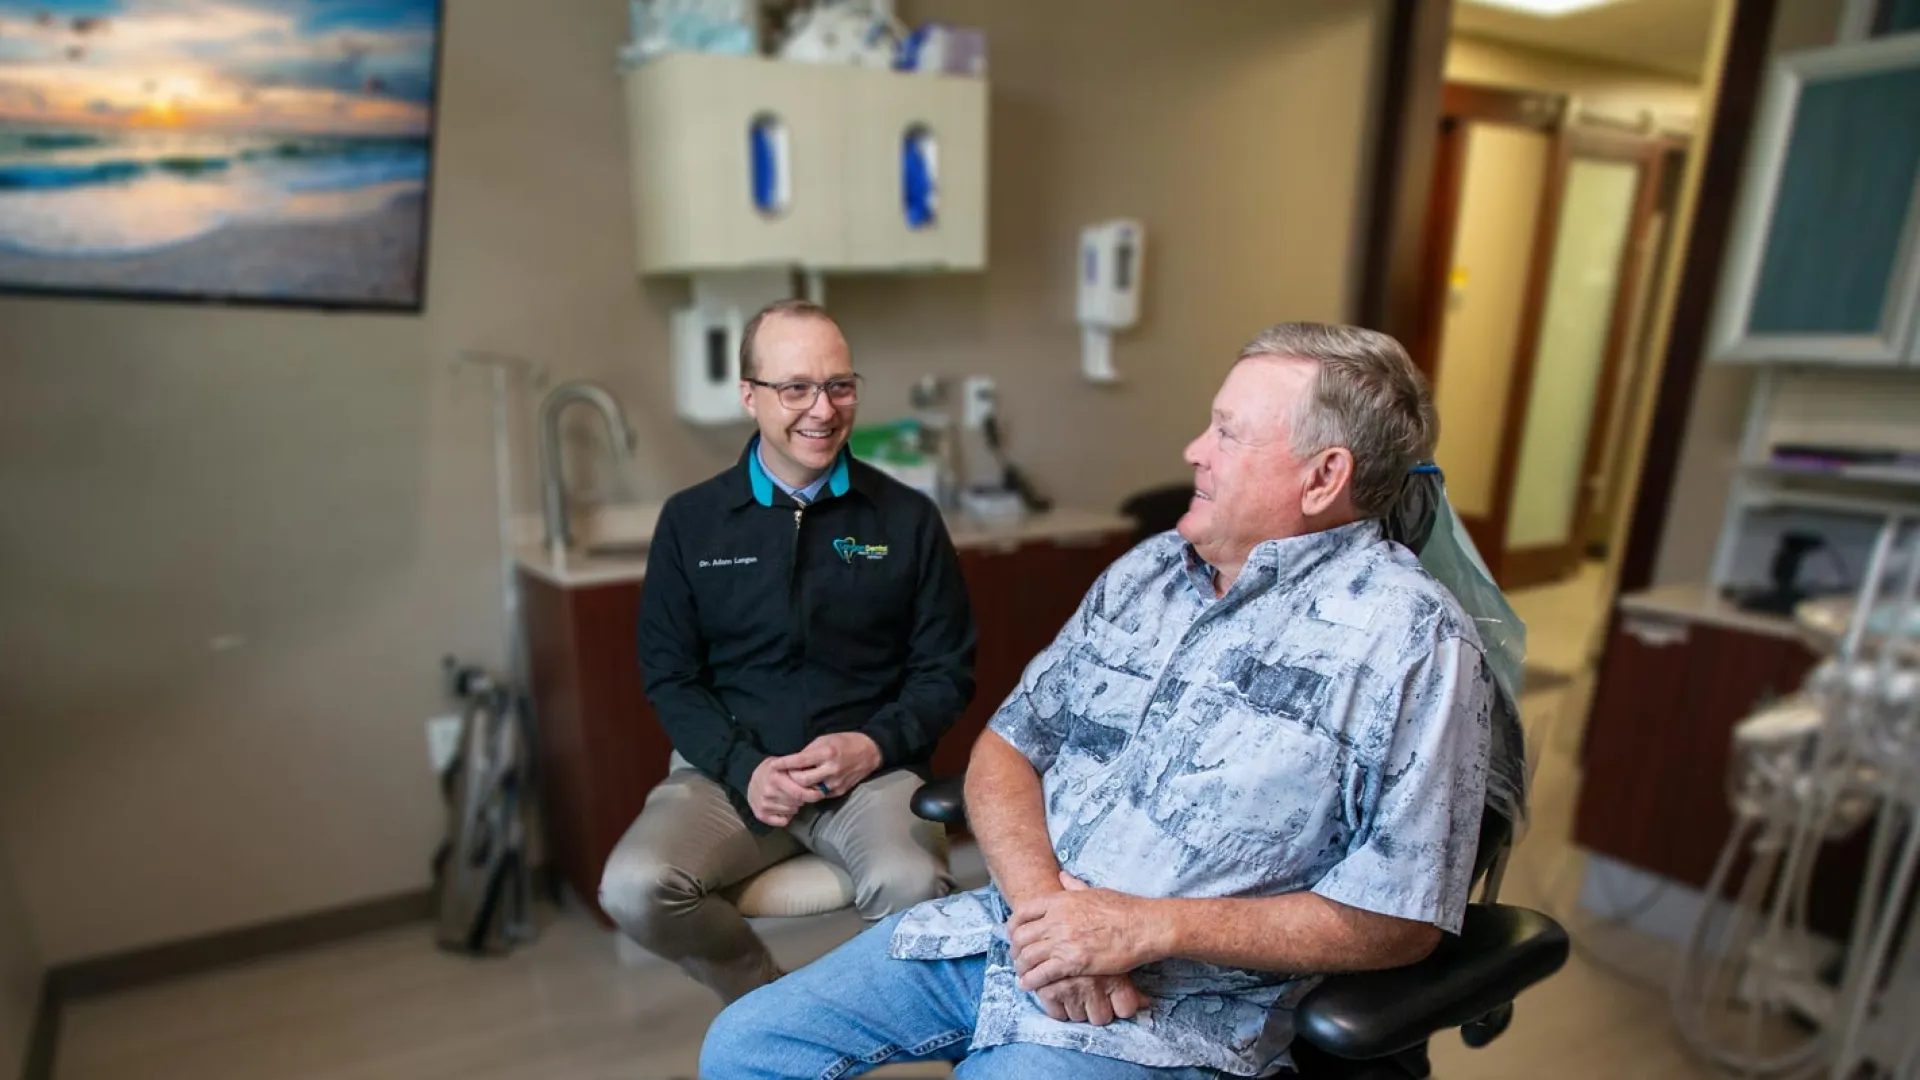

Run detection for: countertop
[[1616, 583, 1811, 643], [515, 504, 1136, 589]]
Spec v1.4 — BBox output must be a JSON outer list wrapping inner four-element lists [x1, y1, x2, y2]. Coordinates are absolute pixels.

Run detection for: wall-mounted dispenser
[[673, 269, 793, 425], [1076, 219, 1143, 384]]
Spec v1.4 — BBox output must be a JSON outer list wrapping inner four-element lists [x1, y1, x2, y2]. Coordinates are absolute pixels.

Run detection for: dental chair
[[905, 469, 1568, 1077], [907, 778, 1567, 1079], [716, 832, 947, 922], [719, 854, 862, 920], [1119, 483, 1198, 543]]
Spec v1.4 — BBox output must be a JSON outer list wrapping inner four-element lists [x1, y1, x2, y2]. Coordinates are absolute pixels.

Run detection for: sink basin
[[564, 502, 662, 562], [581, 540, 651, 560]]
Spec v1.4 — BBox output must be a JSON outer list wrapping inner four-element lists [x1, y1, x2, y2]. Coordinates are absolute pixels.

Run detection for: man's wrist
[[995, 870, 1066, 911], [726, 747, 769, 796], [846, 728, 888, 775], [1135, 897, 1181, 966]]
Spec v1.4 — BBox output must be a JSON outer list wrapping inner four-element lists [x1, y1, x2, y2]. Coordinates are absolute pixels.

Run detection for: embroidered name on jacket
[[697, 556, 760, 568]]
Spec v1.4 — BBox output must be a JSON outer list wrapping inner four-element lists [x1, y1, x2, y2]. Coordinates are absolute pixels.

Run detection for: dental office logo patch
[[834, 536, 889, 563]]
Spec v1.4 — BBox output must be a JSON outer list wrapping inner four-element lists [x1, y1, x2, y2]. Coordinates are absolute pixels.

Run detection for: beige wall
[[0, 833, 40, 1079], [836, 0, 1384, 502], [0, 0, 1386, 963], [1445, 33, 1703, 125]]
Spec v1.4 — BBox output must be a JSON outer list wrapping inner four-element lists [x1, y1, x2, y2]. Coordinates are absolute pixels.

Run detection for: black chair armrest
[[910, 775, 968, 827], [1293, 904, 1569, 1061]]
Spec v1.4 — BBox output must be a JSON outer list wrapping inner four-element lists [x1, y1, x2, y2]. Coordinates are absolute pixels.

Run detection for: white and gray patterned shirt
[[889, 521, 1495, 1076]]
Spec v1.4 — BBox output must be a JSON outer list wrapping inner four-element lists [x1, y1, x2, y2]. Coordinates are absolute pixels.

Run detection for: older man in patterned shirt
[[701, 323, 1500, 1079]]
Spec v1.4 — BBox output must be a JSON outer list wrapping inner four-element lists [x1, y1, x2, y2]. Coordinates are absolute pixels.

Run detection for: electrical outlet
[[427, 715, 463, 773], [963, 376, 997, 431]]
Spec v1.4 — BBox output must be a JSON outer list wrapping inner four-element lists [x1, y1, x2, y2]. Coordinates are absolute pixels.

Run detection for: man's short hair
[[739, 299, 835, 381], [1236, 322, 1438, 519]]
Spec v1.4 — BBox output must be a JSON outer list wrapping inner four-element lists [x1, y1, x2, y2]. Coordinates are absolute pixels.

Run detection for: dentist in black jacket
[[599, 299, 977, 1003]]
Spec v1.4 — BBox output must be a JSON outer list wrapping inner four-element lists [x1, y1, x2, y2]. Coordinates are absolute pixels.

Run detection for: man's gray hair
[[1236, 322, 1437, 519]]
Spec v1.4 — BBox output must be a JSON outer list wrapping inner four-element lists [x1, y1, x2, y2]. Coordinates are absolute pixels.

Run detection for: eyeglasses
[[745, 375, 862, 411]]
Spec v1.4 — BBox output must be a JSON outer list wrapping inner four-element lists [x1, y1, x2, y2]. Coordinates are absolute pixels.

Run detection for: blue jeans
[[700, 913, 1224, 1079]]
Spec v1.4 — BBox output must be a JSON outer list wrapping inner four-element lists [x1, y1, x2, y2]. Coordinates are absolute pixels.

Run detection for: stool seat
[[723, 854, 856, 918]]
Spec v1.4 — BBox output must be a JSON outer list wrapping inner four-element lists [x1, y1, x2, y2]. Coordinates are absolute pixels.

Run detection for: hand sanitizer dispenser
[[672, 269, 792, 425], [1076, 220, 1143, 384], [672, 304, 745, 424]]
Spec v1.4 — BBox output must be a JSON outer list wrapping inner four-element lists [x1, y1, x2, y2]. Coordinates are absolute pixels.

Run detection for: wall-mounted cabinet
[[840, 66, 987, 270], [623, 53, 987, 276], [624, 53, 846, 272], [1711, 35, 1920, 366]]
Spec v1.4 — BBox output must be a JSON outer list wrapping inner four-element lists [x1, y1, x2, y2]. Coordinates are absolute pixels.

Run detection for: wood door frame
[[1493, 130, 1673, 590], [1408, 114, 1466, 382], [1413, 81, 1567, 561], [1585, 142, 1692, 556], [1357, 0, 1454, 347]]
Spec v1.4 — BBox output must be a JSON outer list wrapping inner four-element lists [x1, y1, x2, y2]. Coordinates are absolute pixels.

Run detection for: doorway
[[1416, 82, 1683, 589]]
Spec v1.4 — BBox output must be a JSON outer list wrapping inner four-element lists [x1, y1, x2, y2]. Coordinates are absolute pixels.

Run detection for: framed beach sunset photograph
[[0, 0, 442, 311]]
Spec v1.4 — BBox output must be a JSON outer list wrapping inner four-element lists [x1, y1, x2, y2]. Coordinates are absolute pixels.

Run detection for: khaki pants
[[598, 754, 954, 1003]]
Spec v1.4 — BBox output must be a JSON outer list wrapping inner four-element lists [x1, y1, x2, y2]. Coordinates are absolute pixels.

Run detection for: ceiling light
[[1460, 0, 1624, 16]]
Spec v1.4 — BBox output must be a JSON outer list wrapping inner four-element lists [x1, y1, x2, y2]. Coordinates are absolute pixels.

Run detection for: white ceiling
[[1452, 0, 1720, 80]]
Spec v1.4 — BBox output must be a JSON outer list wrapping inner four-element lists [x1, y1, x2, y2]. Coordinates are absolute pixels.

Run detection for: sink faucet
[[539, 380, 638, 552]]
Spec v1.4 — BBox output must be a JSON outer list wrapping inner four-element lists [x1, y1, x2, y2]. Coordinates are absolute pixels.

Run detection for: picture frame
[[0, 0, 445, 313]]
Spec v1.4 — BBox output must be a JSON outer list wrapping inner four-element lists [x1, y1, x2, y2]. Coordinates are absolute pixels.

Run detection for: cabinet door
[[1575, 614, 1819, 886], [1018, 534, 1133, 645], [1711, 36, 1920, 365], [624, 53, 846, 273], [934, 543, 1017, 777], [1572, 611, 1879, 937], [840, 68, 987, 270], [522, 574, 672, 926], [933, 533, 1129, 777]]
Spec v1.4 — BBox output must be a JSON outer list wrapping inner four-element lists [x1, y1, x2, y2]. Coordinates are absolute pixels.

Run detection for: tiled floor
[[54, 560, 1729, 1079]]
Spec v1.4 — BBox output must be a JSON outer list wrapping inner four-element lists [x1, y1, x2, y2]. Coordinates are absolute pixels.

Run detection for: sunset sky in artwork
[[0, 0, 437, 135]]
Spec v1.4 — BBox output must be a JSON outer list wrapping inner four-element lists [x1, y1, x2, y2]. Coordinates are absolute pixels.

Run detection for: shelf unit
[[1708, 365, 1920, 592], [1747, 461, 1920, 488]]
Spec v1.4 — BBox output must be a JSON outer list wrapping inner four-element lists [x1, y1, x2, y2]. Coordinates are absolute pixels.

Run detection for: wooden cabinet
[[523, 529, 1128, 924], [521, 570, 670, 929], [1573, 605, 1869, 937], [624, 53, 847, 273], [935, 534, 1134, 778], [839, 66, 988, 271]]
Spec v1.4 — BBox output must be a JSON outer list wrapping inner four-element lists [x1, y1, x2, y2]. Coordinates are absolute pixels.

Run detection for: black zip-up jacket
[[637, 438, 977, 826]]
